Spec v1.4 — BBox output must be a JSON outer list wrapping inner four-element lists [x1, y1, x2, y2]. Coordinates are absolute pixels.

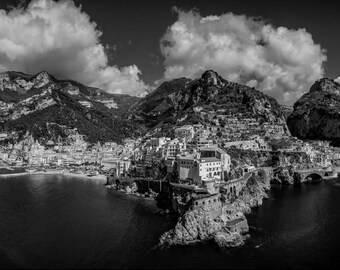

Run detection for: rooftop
[[177, 155, 195, 160], [200, 157, 220, 163], [200, 147, 228, 155]]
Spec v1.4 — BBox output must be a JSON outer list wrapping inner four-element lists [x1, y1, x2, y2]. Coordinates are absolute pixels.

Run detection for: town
[[3, 119, 339, 247], [1, 119, 339, 194]]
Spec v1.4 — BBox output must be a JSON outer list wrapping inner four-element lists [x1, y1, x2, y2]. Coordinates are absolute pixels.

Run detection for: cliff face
[[231, 170, 271, 213], [158, 208, 249, 248], [128, 70, 289, 134], [158, 170, 270, 249], [280, 105, 294, 120], [0, 71, 142, 143], [287, 78, 340, 144]]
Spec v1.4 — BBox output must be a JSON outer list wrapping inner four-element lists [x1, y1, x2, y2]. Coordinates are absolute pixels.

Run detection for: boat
[[88, 171, 99, 177]]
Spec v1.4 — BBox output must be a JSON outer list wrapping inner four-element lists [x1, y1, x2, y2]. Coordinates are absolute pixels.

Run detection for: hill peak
[[200, 70, 223, 86], [310, 78, 340, 96]]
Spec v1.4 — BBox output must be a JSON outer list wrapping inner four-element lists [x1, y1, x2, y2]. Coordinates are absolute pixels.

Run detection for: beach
[[0, 167, 107, 181]]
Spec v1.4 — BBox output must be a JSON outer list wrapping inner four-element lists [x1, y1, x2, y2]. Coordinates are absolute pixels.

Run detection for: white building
[[101, 159, 131, 176], [176, 153, 224, 186], [160, 138, 186, 159], [78, 100, 92, 108], [200, 147, 231, 174]]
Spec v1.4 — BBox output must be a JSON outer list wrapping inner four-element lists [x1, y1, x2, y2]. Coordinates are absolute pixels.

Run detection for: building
[[148, 137, 170, 148], [176, 155, 222, 186], [187, 134, 214, 151], [177, 155, 198, 183], [101, 158, 131, 177], [174, 125, 195, 141], [200, 147, 231, 174], [190, 193, 221, 219], [224, 140, 259, 150], [242, 165, 256, 175], [166, 157, 176, 173], [78, 100, 92, 108], [0, 133, 7, 141], [310, 151, 332, 168], [160, 138, 186, 159]]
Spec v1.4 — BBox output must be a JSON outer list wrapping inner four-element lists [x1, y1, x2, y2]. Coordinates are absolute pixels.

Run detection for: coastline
[[0, 170, 107, 181], [158, 171, 270, 249]]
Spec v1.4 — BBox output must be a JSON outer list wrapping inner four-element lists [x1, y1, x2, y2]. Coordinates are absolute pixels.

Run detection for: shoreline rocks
[[158, 172, 270, 249], [105, 182, 159, 202]]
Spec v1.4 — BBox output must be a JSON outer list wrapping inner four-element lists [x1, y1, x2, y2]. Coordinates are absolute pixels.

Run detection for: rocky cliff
[[158, 170, 270, 249], [158, 208, 249, 248], [280, 105, 294, 120], [287, 78, 340, 145], [231, 170, 271, 214], [128, 70, 289, 134], [0, 71, 142, 143]]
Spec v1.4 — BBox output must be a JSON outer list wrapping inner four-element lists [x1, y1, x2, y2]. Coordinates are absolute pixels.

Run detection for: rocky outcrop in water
[[158, 170, 270, 249], [158, 208, 249, 248], [287, 78, 340, 145]]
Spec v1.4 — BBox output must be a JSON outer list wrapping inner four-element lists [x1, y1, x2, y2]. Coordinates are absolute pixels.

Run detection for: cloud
[[335, 77, 340, 84], [0, 0, 147, 96], [160, 8, 327, 105]]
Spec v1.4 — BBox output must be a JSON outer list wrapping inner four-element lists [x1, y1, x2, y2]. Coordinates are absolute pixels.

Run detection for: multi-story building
[[160, 138, 186, 159], [174, 125, 195, 141], [310, 151, 332, 168], [187, 134, 214, 151], [101, 158, 131, 177], [177, 156, 221, 185], [166, 157, 176, 173], [200, 147, 231, 174], [175, 147, 228, 186]]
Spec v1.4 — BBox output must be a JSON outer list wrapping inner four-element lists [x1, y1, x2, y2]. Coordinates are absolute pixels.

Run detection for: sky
[[0, 0, 339, 105]]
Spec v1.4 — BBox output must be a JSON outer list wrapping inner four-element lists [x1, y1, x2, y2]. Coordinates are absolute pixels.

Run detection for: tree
[[268, 138, 292, 151]]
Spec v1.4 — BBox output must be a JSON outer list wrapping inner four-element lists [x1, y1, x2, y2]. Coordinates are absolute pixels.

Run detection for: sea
[[1, 174, 340, 269]]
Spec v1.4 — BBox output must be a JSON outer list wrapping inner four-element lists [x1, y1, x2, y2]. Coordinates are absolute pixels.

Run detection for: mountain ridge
[[0, 71, 143, 143], [127, 70, 290, 136]]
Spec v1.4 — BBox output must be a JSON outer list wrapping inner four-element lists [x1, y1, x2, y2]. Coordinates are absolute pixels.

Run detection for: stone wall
[[190, 193, 222, 219]]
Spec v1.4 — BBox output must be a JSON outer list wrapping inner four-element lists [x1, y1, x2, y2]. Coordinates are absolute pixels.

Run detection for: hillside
[[280, 105, 294, 120], [0, 71, 143, 143], [287, 78, 340, 145], [127, 70, 289, 135]]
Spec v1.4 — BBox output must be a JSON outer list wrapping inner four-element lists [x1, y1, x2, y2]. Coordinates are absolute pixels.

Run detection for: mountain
[[0, 71, 143, 143], [287, 78, 340, 144], [127, 70, 289, 135]]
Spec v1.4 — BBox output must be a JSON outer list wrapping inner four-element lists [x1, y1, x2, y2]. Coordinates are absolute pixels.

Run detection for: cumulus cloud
[[335, 77, 340, 84], [160, 8, 327, 105], [0, 0, 147, 96]]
